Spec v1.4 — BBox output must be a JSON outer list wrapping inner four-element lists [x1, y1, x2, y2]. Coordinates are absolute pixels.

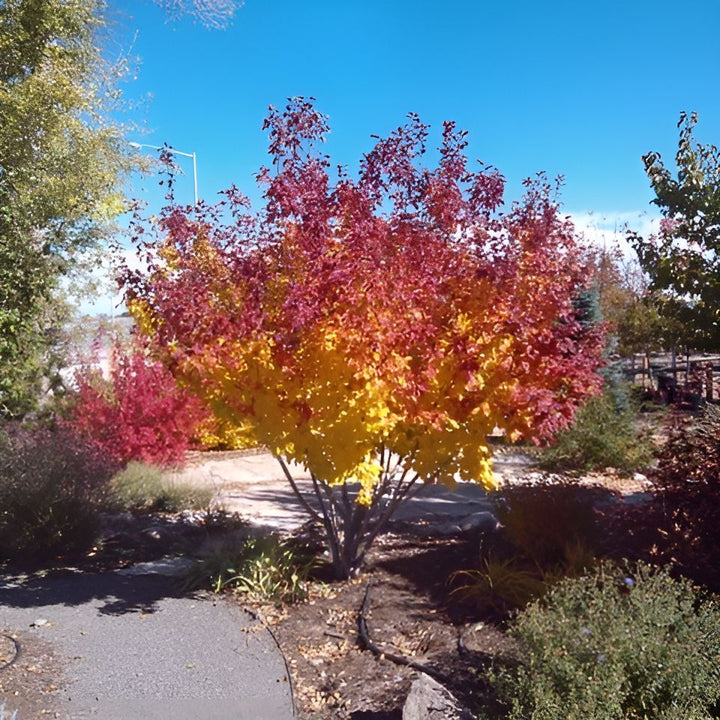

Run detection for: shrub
[[68, 343, 207, 467], [645, 405, 720, 590], [0, 424, 114, 561], [539, 388, 653, 473], [185, 533, 315, 603], [491, 561, 720, 720], [493, 479, 607, 567], [111, 461, 214, 513], [652, 404, 720, 492], [450, 488, 601, 620]]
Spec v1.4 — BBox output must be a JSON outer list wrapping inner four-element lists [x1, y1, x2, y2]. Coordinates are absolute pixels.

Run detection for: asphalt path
[[0, 450, 515, 720], [0, 572, 295, 719]]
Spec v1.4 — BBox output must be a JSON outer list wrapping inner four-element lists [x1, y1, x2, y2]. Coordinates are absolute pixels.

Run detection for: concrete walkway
[[169, 449, 536, 534], [170, 448, 649, 535], [0, 572, 295, 719]]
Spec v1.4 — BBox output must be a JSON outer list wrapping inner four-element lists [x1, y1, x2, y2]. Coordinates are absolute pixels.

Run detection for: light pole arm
[[129, 141, 199, 204]]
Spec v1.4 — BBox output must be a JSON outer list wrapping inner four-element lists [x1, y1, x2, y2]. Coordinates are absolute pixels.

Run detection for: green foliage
[[629, 111, 720, 350], [491, 561, 720, 720], [539, 389, 654, 474], [493, 480, 605, 568], [185, 533, 315, 603], [0, 424, 114, 560], [111, 461, 213, 513], [0, 0, 136, 416]]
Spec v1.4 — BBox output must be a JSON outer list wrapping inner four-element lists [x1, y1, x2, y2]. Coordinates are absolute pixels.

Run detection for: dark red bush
[[647, 406, 720, 589], [596, 406, 720, 591], [68, 343, 207, 467]]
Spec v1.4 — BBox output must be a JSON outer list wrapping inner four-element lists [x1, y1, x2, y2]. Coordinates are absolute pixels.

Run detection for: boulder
[[458, 511, 499, 533], [402, 673, 474, 720], [115, 556, 197, 577]]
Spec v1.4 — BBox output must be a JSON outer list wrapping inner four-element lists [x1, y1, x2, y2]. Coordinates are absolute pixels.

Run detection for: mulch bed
[[246, 530, 515, 719], [0, 631, 63, 719]]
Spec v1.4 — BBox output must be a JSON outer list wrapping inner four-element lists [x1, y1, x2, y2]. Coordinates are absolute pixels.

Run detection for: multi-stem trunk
[[277, 448, 421, 579]]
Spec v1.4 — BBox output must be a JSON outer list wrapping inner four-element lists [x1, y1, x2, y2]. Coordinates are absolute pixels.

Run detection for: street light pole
[[129, 142, 199, 204]]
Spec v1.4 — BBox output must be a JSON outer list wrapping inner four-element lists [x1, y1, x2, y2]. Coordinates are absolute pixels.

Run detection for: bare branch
[[152, 0, 242, 29], [357, 583, 447, 681]]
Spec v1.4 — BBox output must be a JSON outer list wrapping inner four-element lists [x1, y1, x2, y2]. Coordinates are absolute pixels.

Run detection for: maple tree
[[125, 99, 605, 577]]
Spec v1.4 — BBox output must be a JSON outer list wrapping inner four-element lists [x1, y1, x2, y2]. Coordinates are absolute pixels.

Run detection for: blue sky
[[86, 0, 720, 312]]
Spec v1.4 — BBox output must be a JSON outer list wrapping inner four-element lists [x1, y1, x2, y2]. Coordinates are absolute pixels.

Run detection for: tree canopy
[[585, 245, 668, 358], [0, 0, 135, 414], [125, 99, 606, 576], [630, 112, 720, 350]]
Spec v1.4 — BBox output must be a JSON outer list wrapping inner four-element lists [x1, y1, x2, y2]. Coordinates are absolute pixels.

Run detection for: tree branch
[[276, 455, 321, 522]]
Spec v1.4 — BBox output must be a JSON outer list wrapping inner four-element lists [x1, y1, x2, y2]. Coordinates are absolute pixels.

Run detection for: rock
[[402, 673, 474, 720], [430, 522, 463, 537], [458, 511, 499, 533], [115, 557, 197, 577]]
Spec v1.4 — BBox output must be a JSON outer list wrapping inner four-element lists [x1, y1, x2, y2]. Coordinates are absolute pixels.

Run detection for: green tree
[[0, 0, 135, 415], [586, 246, 662, 357], [629, 111, 720, 350]]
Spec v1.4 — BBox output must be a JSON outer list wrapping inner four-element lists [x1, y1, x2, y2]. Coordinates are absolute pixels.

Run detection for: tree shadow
[[373, 481, 650, 618], [0, 513, 222, 615], [0, 569, 193, 616], [224, 480, 319, 532]]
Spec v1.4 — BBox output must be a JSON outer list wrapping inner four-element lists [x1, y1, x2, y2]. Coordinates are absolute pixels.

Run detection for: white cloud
[[567, 210, 662, 257]]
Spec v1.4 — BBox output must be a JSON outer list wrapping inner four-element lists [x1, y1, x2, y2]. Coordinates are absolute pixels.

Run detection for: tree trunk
[[276, 454, 420, 580]]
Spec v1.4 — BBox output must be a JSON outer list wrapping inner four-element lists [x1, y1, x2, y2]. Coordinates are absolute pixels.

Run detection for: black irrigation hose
[[357, 582, 447, 683], [0, 634, 21, 671]]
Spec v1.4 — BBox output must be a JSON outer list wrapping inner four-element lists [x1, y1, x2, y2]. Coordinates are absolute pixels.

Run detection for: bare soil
[[0, 631, 64, 719]]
